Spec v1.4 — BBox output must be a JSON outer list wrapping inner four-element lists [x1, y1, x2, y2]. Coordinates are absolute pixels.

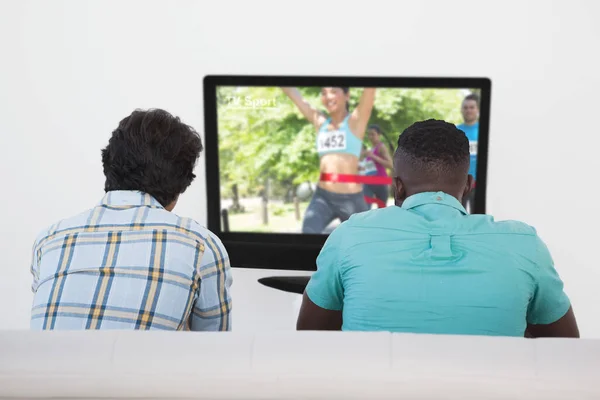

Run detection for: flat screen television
[[203, 75, 491, 274]]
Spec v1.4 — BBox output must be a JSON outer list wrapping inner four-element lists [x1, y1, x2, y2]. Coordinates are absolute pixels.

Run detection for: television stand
[[257, 276, 310, 295]]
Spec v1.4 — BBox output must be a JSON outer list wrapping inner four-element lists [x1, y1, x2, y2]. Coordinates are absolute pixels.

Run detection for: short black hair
[[395, 119, 469, 177], [463, 93, 480, 107], [101, 109, 203, 207]]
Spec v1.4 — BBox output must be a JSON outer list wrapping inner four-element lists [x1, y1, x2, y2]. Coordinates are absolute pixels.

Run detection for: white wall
[[0, 0, 598, 335]]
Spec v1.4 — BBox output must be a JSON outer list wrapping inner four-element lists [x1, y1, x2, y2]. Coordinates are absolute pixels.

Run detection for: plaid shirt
[[30, 191, 232, 331]]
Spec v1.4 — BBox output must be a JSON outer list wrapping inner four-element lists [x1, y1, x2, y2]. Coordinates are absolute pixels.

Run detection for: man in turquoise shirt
[[297, 119, 579, 338]]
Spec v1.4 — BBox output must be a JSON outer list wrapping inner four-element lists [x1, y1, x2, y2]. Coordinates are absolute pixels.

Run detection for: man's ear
[[463, 175, 474, 201], [394, 177, 406, 207]]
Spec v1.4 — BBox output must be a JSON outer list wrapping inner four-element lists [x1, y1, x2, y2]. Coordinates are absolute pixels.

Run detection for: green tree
[[217, 86, 469, 202]]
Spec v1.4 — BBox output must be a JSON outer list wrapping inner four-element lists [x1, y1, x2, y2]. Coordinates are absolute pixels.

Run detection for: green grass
[[228, 201, 310, 233]]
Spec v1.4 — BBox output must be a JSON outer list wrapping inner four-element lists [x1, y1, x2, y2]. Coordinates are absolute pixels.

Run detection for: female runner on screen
[[281, 87, 376, 233], [362, 124, 394, 206]]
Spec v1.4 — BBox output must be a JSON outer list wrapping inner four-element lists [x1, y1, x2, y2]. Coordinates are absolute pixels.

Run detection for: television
[[203, 75, 491, 275]]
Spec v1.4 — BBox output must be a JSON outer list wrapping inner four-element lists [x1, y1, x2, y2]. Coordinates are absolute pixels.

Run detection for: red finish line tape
[[365, 196, 387, 208], [320, 173, 392, 208], [320, 173, 393, 185]]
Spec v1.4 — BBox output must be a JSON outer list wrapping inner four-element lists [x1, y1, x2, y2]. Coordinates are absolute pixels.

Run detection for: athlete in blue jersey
[[456, 93, 480, 213], [282, 87, 376, 233]]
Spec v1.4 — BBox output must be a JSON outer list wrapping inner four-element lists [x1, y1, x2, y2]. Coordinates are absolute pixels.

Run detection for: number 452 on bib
[[318, 131, 346, 152]]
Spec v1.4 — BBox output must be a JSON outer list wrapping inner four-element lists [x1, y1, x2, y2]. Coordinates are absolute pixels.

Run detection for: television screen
[[203, 76, 490, 271], [215, 86, 482, 234]]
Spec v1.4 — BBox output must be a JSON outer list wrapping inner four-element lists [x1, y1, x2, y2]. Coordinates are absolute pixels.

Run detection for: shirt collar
[[401, 191, 467, 215], [99, 191, 164, 209]]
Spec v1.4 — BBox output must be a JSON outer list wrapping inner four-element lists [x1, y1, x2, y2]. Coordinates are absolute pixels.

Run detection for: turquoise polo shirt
[[305, 192, 571, 337]]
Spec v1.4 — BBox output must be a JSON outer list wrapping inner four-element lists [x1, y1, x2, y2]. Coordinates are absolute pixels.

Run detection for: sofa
[[1, 330, 599, 399]]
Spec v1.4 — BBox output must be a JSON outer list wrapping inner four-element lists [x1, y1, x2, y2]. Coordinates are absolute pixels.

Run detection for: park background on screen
[[217, 86, 481, 234]]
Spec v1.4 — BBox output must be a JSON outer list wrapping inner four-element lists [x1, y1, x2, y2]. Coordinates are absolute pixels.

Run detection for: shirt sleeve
[[527, 235, 571, 325], [30, 239, 40, 293], [305, 225, 345, 311], [30, 228, 48, 293], [190, 232, 233, 331]]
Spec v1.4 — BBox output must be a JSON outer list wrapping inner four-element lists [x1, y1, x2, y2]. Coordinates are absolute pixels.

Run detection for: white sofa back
[[1, 331, 599, 399]]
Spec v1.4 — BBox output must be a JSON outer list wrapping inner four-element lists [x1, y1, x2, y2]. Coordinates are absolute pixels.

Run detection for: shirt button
[[436, 196, 442, 201]]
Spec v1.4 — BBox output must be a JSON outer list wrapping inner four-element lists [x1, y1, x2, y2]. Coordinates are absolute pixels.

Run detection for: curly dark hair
[[101, 109, 203, 207], [395, 119, 470, 176]]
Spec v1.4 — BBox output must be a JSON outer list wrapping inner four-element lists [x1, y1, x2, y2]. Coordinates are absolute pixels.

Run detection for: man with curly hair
[[30, 109, 232, 331], [297, 119, 578, 338]]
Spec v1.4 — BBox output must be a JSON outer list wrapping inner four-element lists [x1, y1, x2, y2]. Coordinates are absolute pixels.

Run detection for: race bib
[[469, 141, 478, 156], [317, 130, 346, 152], [363, 160, 377, 175], [358, 160, 367, 175]]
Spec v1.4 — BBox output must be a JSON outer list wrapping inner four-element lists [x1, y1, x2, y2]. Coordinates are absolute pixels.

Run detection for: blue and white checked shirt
[[30, 191, 232, 331]]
